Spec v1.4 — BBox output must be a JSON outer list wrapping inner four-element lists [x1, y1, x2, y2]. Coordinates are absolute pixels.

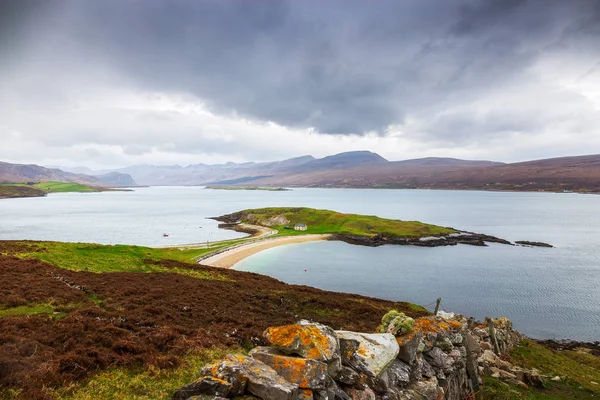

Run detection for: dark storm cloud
[[1, 0, 600, 149]]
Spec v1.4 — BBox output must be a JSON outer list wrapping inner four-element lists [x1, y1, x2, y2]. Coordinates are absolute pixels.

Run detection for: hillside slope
[[0, 161, 136, 187]]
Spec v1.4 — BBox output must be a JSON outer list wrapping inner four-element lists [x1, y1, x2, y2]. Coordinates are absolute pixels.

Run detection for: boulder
[[339, 337, 360, 365], [314, 377, 351, 400], [465, 334, 481, 356], [345, 387, 376, 400], [423, 347, 453, 371], [397, 377, 442, 400], [395, 330, 422, 365], [265, 321, 340, 363], [448, 332, 463, 345], [250, 347, 328, 390], [335, 365, 366, 388], [172, 377, 231, 399], [200, 354, 299, 400], [335, 331, 399, 377], [385, 360, 411, 387]]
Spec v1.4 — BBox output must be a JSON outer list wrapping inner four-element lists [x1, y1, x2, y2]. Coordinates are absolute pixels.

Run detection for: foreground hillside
[[0, 241, 428, 399], [0, 240, 597, 399]]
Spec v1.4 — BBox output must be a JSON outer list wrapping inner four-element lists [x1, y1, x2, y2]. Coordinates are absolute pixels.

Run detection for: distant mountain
[[0, 162, 136, 187], [249, 153, 600, 192], [392, 157, 504, 167], [30, 152, 600, 193]]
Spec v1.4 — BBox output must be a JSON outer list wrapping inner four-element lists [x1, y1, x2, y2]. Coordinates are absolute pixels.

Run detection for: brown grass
[[0, 241, 429, 398]]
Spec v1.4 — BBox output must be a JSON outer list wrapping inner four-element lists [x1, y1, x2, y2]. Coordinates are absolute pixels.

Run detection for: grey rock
[[396, 331, 422, 365], [433, 338, 453, 352], [385, 360, 411, 387], [448, 332, 463, 345], [200, 354, 299, 400], [344, 387, 376, 400], [335, 365, 366, 388], [172, 377, 231, 399], [335, 331, 399, 378], [250, 347, 328, 390], [424, 347, 454, 371], [339, 337, 360, 365], [421, 358, 436, 378]]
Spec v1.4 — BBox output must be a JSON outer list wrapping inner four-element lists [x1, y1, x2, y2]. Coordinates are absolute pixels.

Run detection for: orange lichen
[[411, 317, 462, 336], [269, 356, 320, 388], [265, 324, 333, 360]]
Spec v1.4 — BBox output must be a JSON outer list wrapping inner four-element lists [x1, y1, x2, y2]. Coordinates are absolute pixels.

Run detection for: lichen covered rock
[[200, 354, 299, 400], [250, 347, 328, 390], [335, 331, 399, 377], [265, 321, 340, 364]]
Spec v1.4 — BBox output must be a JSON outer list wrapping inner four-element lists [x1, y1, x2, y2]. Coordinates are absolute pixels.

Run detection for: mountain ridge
[[7, 151, 600, 192]]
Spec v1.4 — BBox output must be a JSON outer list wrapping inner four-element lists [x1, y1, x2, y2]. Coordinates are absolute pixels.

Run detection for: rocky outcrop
[[174, 315, 540, 400]]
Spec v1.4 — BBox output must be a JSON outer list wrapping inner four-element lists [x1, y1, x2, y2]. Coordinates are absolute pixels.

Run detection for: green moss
[[380, 310, 415, 335], [0, 304, 55, 318]]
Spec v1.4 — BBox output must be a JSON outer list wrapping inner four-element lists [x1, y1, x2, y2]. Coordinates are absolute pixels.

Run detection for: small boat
[[162, 233, 169, 237]]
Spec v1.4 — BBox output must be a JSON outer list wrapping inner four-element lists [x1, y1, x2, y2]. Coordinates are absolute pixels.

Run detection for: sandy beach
[[200, 234, 332, 268]]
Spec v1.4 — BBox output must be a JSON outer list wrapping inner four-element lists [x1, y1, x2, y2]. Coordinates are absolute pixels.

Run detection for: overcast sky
[[1, 0, 599, 168]]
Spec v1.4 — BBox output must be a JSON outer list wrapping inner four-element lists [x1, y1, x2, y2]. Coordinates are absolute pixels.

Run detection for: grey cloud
[[1, 0, 599, 160]]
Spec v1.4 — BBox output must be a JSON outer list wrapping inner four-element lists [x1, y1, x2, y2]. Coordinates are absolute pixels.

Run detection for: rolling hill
[[0, 161, 136, 187]]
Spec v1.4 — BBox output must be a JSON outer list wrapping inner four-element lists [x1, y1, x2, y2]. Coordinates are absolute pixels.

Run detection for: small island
[[204, 185, 290, 191], [0, 181, 130, 199], [198, 207, 517, 268]]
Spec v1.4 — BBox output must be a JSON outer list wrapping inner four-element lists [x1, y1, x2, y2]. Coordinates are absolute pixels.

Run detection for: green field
[[229, 207, 456, 238], [1, 240, 242, 279], [1, 181, 102, 193], [30, 181, 101, 192]]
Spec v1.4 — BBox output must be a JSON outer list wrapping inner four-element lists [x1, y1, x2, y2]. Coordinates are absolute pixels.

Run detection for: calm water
[[1, 187, 599, 340]]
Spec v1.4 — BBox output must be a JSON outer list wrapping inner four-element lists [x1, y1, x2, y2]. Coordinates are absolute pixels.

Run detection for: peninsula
[[198, 207, 519, 268]]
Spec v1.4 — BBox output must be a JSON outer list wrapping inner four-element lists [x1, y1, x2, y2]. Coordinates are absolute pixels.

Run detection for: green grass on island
[[29, 181, 101, 193], [1, 181, 104, 194], [226, 207, 457, 238], [205, 185, 290, 191]]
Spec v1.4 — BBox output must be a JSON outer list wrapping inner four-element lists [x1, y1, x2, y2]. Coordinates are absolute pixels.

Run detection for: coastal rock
[[265, 321, 341, 365], [335, 331, 399, 377], [200, 354, 298, 400], [250, 347, 328, 389]]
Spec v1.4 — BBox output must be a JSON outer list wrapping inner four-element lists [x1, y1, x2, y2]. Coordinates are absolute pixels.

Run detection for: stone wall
[[173, 314, 543, 400]]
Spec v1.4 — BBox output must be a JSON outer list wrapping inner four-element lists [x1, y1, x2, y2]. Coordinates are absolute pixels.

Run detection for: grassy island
[[216, 207, 457, 238]]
